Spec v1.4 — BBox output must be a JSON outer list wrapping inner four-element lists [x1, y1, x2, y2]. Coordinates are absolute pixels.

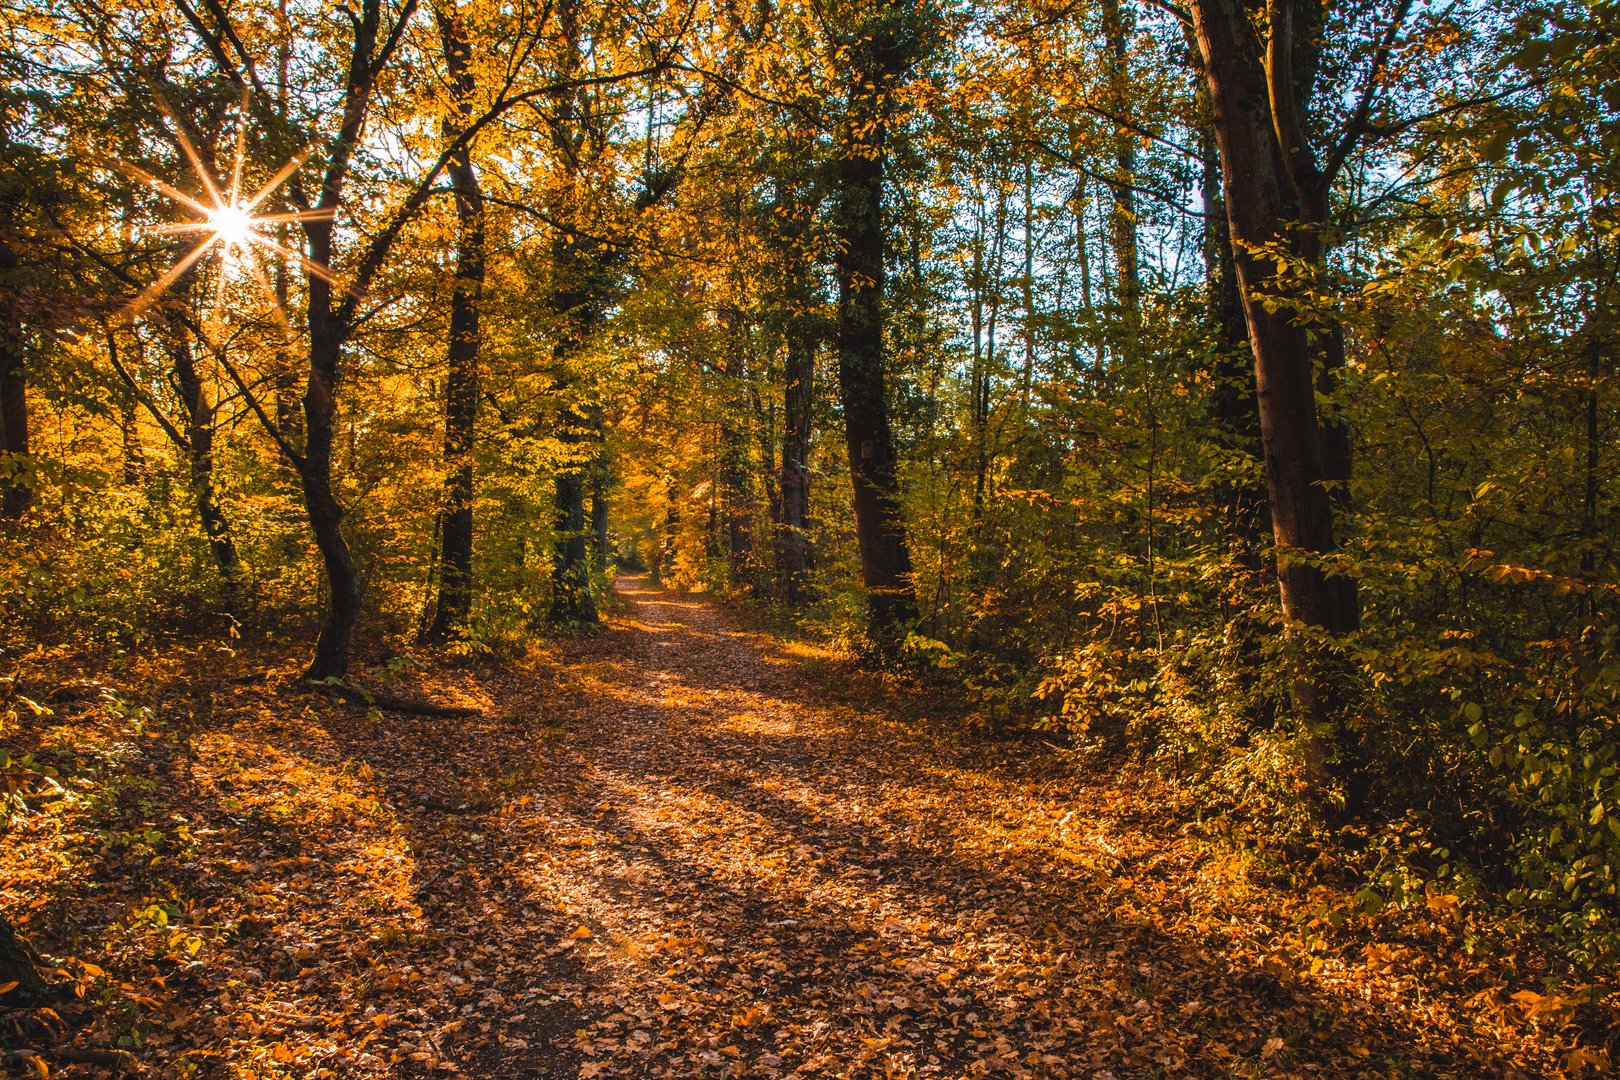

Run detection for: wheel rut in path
[[417, 577, 1548, 1078]]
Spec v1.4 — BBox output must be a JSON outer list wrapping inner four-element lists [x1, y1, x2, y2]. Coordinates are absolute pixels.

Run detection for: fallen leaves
[[0, 580, 1613, 1077]]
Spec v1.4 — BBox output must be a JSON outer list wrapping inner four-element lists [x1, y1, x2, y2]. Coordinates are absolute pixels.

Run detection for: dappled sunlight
[[401, 580, 1555, 1076], [1, 582, 1584, 1077], [716, 710, 801, 737]]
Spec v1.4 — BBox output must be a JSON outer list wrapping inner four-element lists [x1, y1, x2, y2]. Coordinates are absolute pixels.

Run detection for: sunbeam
[[114, 89, 333, 332]]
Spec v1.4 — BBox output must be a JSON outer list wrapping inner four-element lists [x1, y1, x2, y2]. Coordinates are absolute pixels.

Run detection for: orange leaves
[[3, 583, 1611, 1078]]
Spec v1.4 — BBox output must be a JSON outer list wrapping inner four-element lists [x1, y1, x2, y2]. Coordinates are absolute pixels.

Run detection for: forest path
[[398, 576, 1537, 1078], [5, 577, 1565, 1077]]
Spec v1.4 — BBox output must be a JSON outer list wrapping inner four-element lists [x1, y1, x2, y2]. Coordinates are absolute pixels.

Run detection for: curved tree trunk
[[300, 318, 363, 681]]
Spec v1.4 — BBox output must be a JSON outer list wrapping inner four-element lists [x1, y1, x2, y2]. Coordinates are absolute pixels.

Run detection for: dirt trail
[[403, 577, 1547, 1078], [8, 577, 1565, 1078]]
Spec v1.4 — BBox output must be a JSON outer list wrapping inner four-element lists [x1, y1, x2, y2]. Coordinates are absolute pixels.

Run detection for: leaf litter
[[1, 577, 1612, 1077]]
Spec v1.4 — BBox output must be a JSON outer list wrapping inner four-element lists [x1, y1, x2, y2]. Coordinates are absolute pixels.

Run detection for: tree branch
[[1322, 0, 1415, 186]]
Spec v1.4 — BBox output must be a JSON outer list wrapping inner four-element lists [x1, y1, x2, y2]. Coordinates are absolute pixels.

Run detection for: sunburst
[[112, 88, 337, 338]]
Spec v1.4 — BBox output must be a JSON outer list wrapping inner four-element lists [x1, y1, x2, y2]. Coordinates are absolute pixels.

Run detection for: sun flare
[[210, 204, 257, 249], [111, 89, 336, 333]]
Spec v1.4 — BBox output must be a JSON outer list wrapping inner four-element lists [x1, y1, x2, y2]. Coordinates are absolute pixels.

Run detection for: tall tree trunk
[[273, 233, 303, 471], [288, 0, 403, 682], [1020, 159, 1037, 413], [120, 389, 144, 485], [659, 473, 680, 581], [590, 463, 610, 575], [0, 240, 29, 521], [718, 319, 756, 586], [1188, 0, 1362, 804], [1198, 88, 1267, 557], [1101, 0, 1140, 319], [300, 308, 363, 680], [778, 323, 815, 601], [546, 239, 603, 627], [104, 322, 148, 485], [764, 179, 816, 599], [549, 405, 598, 626], [970, 184, 1007, 518], [550, 442, 596, 624], [540, 0, 605, 628], [968, 200, 986, 515], [425, 5, 485, 642], [833, 13, 919, 639]]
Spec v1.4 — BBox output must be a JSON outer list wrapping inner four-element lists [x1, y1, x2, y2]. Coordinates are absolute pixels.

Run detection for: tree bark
[[778, 323, 815, 601], [590, 463, 610, 575], [659, 473, 680, 581], [1187, 0, 1362, 801], [1100, 0, 1140, 318], [299, 309, 363, 680], [1020, 159, 1037, 412], [718, 326, 757, 589], [289, 0, 410, 680], [1197, 87, 1268, 557], [969, 184, 1006, 518], [0, 913, 44, 998], [545, 236, 604, 627], [0, 239, 30, 521], [425, 5, 485, 642], [550, 446, 596, 624], [164, 319, 240, 582], [539, 0, 607, 628], [833, 17, 918, 638]]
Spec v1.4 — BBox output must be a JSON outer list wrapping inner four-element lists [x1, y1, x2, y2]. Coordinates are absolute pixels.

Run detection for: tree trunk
[[164, 322, 240, 582], [970, 183, 1007, 519], [0, 240, 29, 522], [1020, 159, 1037, 412], [1199, 97, 1268, 557], [834, 30, 917, 639], [717, 318, 756, 587], [1188, 0, 1362, 801], [544, 229, 604, 627], [778, 325, 814, 601], [549, 405, 598, 626], [1101, 0, 1140, 318], [119, 387, 146, 486], [0, 913, 43, 998], [425, 6, 485, 642], [288, 0, 399, 682], [105, 323, 149, 485], [590, 464, 610, 575], [659, 473, 680, 581], [300, 311, 363, 681]]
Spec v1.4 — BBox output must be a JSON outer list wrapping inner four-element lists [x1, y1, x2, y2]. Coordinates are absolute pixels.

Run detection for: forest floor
[[1, 577, 1611, 1078]]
